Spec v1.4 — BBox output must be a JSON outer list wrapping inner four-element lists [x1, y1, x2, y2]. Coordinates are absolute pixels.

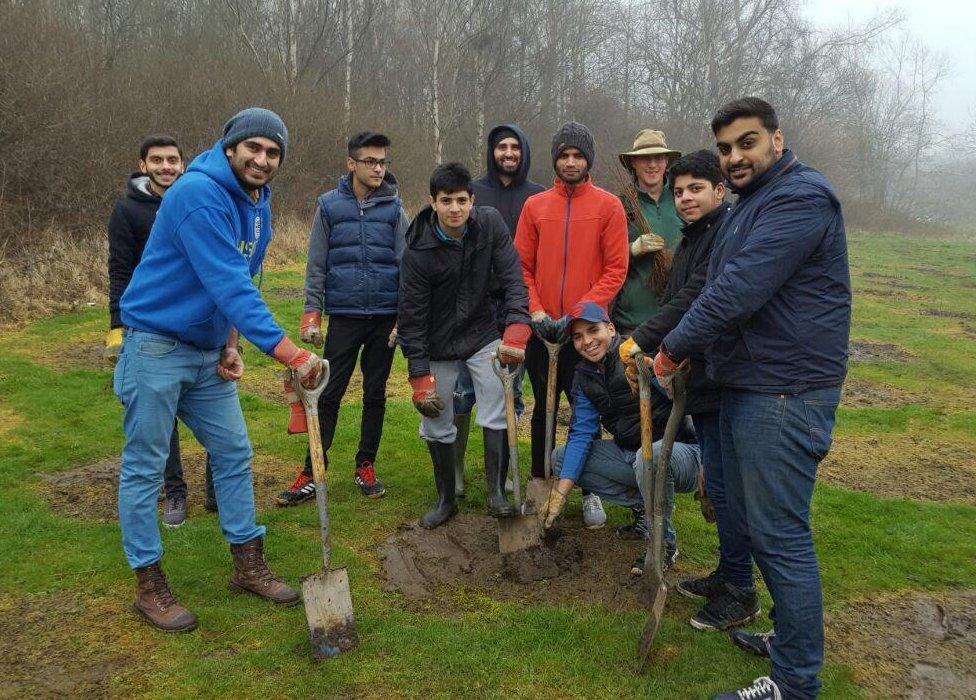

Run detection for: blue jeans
[[692, 410, 754, 588], [114, 330, 264, 569], [720, 386, 840, 700], [454, 361, 524, 416], [551, 439, 699, 549]]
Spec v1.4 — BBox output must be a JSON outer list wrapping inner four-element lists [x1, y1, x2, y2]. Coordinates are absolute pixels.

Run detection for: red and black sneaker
[[275, 470, 316, 507], [354, 460, 386, 499]]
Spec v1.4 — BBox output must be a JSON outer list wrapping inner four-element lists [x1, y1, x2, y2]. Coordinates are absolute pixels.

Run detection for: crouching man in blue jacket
[[116, 108, 323, 633], [641, 98, 851, 700]]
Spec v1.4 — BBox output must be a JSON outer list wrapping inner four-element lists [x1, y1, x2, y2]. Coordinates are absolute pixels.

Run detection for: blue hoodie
[[120, 140, 285, 353]]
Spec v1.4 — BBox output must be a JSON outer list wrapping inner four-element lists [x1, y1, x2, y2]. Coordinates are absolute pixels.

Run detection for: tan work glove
[[104, 327, 123, 363], [541, 487, 568, 529], [630, 233, 665, 257]]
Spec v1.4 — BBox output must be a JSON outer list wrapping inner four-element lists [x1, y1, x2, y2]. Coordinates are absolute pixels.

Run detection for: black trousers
[[303, 314, 397, 475], [164, 422, 214, 501], [524, 336, 581, 478]]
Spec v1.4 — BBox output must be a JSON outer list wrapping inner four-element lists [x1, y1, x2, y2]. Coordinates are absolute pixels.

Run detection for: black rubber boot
[[483, 428, 517, 518], [420, 441, 458, 529], [453, 413, 471, 498]]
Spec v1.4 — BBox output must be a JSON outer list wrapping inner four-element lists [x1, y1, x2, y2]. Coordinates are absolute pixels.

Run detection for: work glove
[[618, 336, 642, 365], [388, 324, 398, 349], [409, 374, 445, 418], [272, 337, 323, 389], [653, 345, 686, 399], [630, 233, 665, 257], [695, 468, 716, 523], [498, 323, 532, 364], [217, 346, 244, 381], [624, 353, 652, 393], [541, 487, 568, 529], [530, 313, 569, 344], [299, 311, 324, 347], [104, 327, 123, 363], [280, 372, 308, 434]]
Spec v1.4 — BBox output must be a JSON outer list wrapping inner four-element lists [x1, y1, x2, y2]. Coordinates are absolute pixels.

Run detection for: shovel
[[525, 337, 563, 510], [636, 355, 689, 671], [292, 361, 360, 660], [492, 352, 544, 555]]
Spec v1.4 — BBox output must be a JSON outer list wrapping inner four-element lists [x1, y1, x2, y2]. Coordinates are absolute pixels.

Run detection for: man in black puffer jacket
[[106, 135, 214, 526]]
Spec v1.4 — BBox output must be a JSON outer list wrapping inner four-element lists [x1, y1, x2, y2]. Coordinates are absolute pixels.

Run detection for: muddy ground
[[39, 450, 298, 521], [376, 512, 684, 614], [827, 590, 976, 699], [0, 591, 150, 698], [841, 376, 919, 409], [820, 435, 976, 505], [848, 340, 914, 363]]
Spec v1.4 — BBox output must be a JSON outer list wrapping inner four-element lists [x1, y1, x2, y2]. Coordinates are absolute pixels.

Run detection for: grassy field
[[1, 230, 975, 698]]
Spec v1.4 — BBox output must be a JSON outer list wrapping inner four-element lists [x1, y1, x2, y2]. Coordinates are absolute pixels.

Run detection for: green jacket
[[611, 185, 683, 330]]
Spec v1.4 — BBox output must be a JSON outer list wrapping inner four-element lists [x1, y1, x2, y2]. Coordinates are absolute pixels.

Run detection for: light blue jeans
[[114, 330, 264, 569], [552, 438, 699, 549]]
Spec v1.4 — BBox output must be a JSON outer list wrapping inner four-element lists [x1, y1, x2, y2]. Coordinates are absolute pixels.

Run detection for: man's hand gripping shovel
[[492, 353, 544, 555], [635, 352, 689, 671], [291, 361, 360, 659]]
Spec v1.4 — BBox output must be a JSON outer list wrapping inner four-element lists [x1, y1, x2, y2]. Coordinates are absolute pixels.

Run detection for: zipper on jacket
[[559, 190, 573, 316], [360, 205, 368, 313]]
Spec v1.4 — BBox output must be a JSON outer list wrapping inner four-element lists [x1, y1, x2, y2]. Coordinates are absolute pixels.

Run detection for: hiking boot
[[453, 413, 471, 498], [276, 470, 315, 507], [631, 546, 677, 577], [228, 537, 300, 605], [132, 562, 197, 632], [162, 494, 187, 528], [616, 504, 648, 540], [676, 569, 723, 600], [712, 676, 781, 700], [582, 493, 607, 529], [483, 428, 517, 518], [354, 459, 386, 498], [690, 582, 760, 631], [420, 441, 458, 529], [730, 628, 774, 659]]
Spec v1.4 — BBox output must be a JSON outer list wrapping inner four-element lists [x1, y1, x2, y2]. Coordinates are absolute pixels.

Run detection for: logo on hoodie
[[238, 214, 261, 259]]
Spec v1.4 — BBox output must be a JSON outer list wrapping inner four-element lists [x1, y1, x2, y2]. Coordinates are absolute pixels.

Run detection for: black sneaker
[[204, 494, 218, 513], [712, 676, 781, 700], [276, 471, 315, 507], [690, 582, 760, 631], [616, 505, 648, 540], [631, 546, 676, 577], [676, 569, 723, 600], [664, 546, 678, 570], [730, 628, 774, 659]]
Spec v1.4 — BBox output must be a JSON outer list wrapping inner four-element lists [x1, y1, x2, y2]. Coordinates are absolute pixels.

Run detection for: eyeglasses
[[353, 157, 390, 169]]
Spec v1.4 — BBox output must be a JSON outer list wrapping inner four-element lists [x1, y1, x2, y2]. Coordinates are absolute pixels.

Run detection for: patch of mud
[[40, 449, 298, 521], [849, 340, 914, 363], [376, 513, 657, 612], [841, 377, 919, 408], [820, 435, 976, 505], [859, 272, 924, 290], [237, 366, 413, 406], [0, 592, 150, 698], [827, 590, 976, 699], [920, 308, 976, 320], [515, 400, 572, 442], [267, 287, 303, 298], [858, 288, 923, 301]]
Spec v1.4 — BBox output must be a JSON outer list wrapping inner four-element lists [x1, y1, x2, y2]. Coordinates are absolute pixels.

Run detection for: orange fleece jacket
[[514, 177, 629, 317]]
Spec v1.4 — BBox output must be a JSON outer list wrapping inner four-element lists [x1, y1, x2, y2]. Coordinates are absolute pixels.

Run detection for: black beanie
[[490, 127, 519, 150], [551, 121, 594, 168]]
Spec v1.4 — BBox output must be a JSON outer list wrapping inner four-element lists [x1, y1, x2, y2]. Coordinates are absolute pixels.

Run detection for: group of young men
[[108, 96, 850, 700]]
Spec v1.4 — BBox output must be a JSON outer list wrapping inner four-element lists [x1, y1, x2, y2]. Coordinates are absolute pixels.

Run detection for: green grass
[[0, 230, 974, 698]]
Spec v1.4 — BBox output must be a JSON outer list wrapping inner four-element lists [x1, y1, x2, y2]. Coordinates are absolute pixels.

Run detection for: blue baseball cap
[[568, 301, 610, 324]]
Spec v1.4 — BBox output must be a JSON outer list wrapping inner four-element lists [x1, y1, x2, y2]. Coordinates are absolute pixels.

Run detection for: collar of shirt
[[434, 220, 467, 246]]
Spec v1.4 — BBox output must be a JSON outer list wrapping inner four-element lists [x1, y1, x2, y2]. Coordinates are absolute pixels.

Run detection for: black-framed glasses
[[353, 157, 390, 169]]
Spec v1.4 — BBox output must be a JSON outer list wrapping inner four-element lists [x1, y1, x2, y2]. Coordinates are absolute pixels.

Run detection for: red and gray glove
[[653, 344, 686, 399], [498, 323, 532, 364], [299, 311, 324, 347], [272, 337, 323, 389], [409, 374, 445, 417], [282, 374, 308, 434]]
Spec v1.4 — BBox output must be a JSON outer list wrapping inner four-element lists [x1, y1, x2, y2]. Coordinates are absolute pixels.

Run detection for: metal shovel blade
[[637, 580, 667, 670], [523, 477, 552, 512], [497, 508, 544, 555], [302, 567, 359, 660]]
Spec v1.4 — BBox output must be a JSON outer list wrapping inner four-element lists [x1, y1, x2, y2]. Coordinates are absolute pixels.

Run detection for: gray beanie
[[551, 121, 594, 168], [221, 107, 289, 163]]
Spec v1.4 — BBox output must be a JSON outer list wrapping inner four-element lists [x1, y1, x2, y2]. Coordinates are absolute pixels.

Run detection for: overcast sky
[[802, 0, 976, 132]]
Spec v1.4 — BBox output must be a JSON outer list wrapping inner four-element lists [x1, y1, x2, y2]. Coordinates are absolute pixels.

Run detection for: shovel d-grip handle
[[491, 352, 524, 511], [292, 360, 333, 568], [292, 360, 331, 417]]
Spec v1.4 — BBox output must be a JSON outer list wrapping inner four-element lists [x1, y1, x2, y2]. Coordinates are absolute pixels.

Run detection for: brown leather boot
[[228, 537, 301, 605], [132, 562, 198, 632]]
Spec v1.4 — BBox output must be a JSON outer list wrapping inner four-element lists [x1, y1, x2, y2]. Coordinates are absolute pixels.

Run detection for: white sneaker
[[581, 493, 607, 529]]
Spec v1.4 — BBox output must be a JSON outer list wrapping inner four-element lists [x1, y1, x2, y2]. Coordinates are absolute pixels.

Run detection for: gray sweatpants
[[420, 340, 506, 443]]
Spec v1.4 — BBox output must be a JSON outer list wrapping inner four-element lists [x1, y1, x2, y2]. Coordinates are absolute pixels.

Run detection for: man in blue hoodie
[[636, 98, 851, 700], [116, 108, 323, 633]]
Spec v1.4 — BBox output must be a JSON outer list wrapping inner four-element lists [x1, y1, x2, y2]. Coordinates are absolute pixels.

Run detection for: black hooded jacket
[[397, 205, 531, 378], [471, 124, 545, 234], [632, 203, 731, 415], [107, 173, 164, 328]]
